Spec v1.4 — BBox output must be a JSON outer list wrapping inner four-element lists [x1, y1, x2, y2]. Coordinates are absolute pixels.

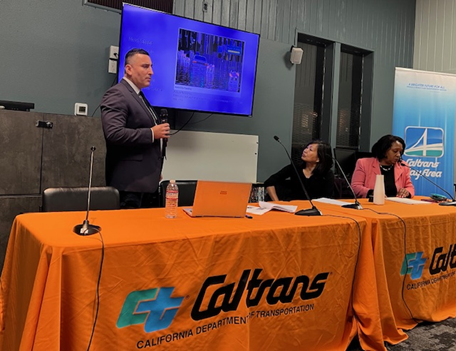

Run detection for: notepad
[[386, 197, 432, 205]]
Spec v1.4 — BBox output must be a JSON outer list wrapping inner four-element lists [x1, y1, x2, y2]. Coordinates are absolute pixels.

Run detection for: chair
[[159, 180, 197, 207], [334, 176, 354, 199], [355, 150, 373, 160], [333, 147, 357, 181], [42, 186, 120, 212]]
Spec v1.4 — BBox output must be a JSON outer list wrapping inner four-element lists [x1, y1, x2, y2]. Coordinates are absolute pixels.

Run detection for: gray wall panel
[[0, 110, 42, 195], [0, 111, 107, 274], [41, 114, 106, 190], [415, 0, 456, 74]]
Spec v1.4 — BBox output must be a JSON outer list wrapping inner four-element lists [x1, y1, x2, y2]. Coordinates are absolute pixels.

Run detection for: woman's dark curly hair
[[371, 134, 406, 160]]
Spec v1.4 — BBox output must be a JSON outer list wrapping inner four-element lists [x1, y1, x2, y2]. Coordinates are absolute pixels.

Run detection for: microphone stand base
[[342, 203, 363, 210], [73, 223, 101, 235], [295, 207, 322, 216], [439, 201, 456, 206]]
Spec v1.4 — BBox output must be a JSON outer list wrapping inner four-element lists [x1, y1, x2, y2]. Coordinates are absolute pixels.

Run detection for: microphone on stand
[[160, 108, 168, 158], [73, 146, 101, 235], [399, 158, 456, 206], [333, 157, 363, 209], [273, 136, 321, 216]]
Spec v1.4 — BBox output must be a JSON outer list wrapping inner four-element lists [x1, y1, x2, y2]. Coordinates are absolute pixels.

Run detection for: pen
[[245, 215, 253, 219]]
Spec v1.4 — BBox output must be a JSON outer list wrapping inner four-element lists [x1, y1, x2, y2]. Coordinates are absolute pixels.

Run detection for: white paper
[[258, 201, 298, 213], [246, 202, 298, 215], [313, 197, 354, 206], [246, 206, 271, 215], [386, 197, 432, 205]]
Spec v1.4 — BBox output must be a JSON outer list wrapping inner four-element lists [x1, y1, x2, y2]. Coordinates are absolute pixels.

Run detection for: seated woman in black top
[[264, 140, 334, 201]]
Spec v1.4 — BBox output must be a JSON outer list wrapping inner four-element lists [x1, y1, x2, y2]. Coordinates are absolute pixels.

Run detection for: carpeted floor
[[347, 317, 456, 350]]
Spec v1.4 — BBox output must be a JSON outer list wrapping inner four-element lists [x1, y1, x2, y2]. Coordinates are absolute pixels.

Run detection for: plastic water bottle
[[165, 180, 179, 218]]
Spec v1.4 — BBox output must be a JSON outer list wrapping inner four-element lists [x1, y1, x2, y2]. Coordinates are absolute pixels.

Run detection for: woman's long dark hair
[[371, 134, 406, 160], [302, 140, 333, 176]]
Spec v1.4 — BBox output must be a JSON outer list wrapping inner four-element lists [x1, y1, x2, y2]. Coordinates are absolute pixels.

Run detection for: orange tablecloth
[[315, 198, 456, 350], [0, 205, 365, 351]]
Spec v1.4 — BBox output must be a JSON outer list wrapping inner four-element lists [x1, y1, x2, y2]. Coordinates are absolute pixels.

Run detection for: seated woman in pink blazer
[[351, 134, 415, 198]]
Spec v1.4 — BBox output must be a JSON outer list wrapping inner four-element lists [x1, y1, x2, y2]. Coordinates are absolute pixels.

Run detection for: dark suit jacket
[[101, 79, 162, 193]]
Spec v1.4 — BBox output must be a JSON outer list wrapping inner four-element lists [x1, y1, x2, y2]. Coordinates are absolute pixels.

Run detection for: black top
[[366, 166, 411, 198], [381, 167, 397, 197], [264, 163, 334, 200]]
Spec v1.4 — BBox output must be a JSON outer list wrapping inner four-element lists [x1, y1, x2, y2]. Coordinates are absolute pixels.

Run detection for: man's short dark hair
[[125, 48, 150, 66]]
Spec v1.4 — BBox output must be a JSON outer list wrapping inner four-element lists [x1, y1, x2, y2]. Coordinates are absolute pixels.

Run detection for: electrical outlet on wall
[[108, 45, 119, 74], [108, 59, 117, 74], [109, 45, 119, 60]]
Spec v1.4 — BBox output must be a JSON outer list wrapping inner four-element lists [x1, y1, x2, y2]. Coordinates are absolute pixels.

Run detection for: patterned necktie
[[139, 91, 158, 123]]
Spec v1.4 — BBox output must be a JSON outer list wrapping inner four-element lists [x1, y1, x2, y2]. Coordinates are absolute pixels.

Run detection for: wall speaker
[[290, 46, 303, 65]]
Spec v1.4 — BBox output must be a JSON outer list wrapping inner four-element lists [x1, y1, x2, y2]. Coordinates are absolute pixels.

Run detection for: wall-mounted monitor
[[119, 4, 260, 116]]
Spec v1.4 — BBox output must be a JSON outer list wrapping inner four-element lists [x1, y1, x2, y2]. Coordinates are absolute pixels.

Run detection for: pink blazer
[[351, 157, 415, 198]]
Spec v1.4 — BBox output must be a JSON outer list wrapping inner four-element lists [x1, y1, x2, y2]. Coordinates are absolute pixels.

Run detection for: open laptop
[[183, 180, 252, 218]]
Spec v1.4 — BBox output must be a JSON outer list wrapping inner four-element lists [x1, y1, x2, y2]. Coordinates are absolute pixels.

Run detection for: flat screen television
[[118, 4, 260, 116]]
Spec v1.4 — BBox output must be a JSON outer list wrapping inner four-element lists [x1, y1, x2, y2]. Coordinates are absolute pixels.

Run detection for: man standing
[[101, 48, 170, 208]]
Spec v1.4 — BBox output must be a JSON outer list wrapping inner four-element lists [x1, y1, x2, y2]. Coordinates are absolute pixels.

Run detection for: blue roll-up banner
[[393, 68, 456, 197]]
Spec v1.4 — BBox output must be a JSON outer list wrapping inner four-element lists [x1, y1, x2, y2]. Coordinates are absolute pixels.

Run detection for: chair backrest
[[333, 147, 357, 180], [42, 186, 120, 212], [355, 151, 373, 160], [159, 180, 197, 207]]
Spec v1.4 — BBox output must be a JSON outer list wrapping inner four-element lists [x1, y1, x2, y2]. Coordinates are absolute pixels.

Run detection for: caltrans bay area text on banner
[[393, 68, 456, 196]]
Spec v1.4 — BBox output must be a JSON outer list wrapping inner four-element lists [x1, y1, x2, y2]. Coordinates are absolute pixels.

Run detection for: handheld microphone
[[333, 157, 363, 209], [73, 146, 101, 235], [399, 158, 456, 206], [160, 108, 168, 128], [160, 108, 168, 158], [273, 136, 321, 216]]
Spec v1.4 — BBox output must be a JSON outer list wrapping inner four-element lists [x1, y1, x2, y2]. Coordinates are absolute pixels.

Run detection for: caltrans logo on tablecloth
[[117, 288, 184, 332], [400, 252, 427, 280], [404, 126, 444, 157]]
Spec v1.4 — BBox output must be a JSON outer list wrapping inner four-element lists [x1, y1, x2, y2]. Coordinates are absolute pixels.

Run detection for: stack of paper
[[246, 201, 298, 215], [386, 197, 431, 205]]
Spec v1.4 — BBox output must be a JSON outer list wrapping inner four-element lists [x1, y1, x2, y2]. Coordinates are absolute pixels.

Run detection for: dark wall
[[0, 0, 416, 183], [0, 110, 106, 272]]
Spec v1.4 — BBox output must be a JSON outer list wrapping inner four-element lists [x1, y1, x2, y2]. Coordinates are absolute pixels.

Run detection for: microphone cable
[[86, 230, 105, 351], [364, 207, 419, 323], [189, 112, 214, 125], [169, 111, 214, 136], [38, 127, 45, 196], [169, 111, 195, 136]]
